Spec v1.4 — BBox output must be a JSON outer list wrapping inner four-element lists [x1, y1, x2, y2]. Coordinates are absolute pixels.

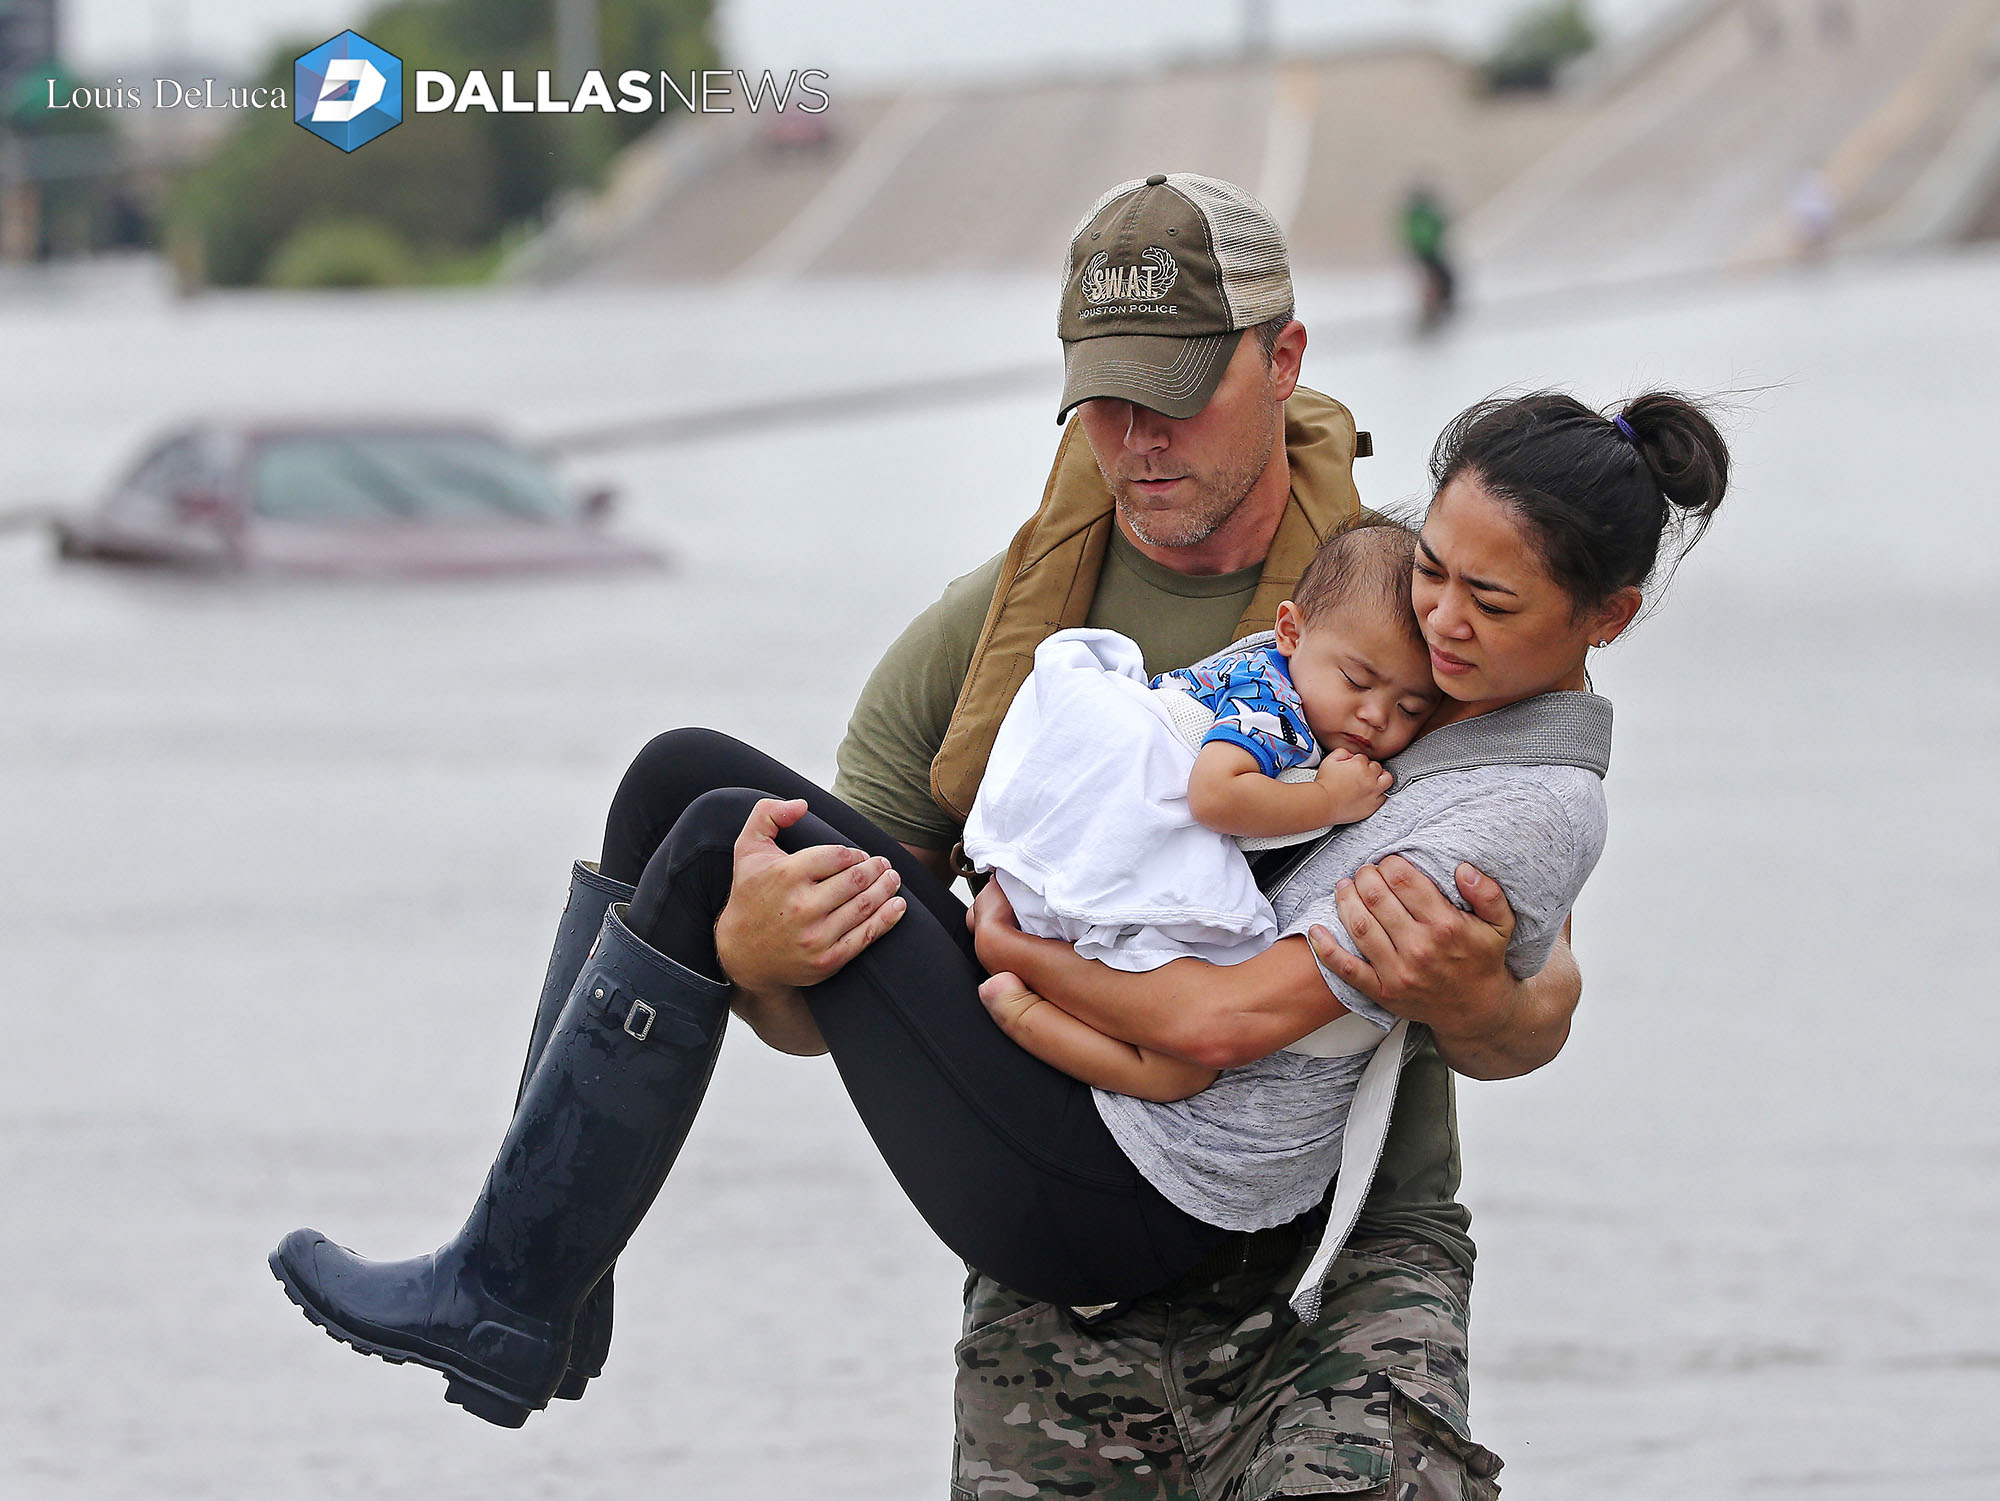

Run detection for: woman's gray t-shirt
[[1092, 759, 1609, 1232]]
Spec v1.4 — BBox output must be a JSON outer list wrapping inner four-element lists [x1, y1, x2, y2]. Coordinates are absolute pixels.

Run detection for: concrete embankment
[[518, 0, 2000, 293]]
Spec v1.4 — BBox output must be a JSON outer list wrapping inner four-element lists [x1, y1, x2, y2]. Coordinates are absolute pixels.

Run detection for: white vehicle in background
[[53, 420, 663, 577]]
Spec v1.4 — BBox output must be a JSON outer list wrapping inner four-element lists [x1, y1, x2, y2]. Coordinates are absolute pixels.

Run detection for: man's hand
[[1309, 855, 1578, 1080], [1312, 749, 1392, 825], [712, 797, 907, 994]]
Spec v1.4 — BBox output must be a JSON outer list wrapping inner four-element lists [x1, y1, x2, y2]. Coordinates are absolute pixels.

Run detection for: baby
[[968, 523, 1440, 1100], [1165, 523, 1439, 844]]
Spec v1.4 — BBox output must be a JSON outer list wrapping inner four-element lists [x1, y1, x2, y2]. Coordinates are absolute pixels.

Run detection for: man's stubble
[[1099, 394, 1281, 552]]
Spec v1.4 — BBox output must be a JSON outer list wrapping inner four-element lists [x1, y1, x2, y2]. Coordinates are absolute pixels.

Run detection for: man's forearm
[[1427, 938, 1579, 1081], [729, 982, 830, 1056], [901, 842, 954, 885]]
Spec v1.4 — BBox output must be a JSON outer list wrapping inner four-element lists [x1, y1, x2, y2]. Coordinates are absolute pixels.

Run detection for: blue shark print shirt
[[1153, 644, 1322, 778]]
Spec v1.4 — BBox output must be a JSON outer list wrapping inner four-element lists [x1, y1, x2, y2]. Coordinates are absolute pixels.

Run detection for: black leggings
[[597, 728, 1229, 1307]]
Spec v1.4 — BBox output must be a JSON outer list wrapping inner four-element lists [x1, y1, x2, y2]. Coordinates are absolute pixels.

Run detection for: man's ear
[[1273, 599, 1303, 653], [1267, 320, 1307, 402]]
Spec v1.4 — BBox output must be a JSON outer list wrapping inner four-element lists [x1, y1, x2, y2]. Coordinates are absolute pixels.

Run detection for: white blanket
[[960, 629, 1277, 973]]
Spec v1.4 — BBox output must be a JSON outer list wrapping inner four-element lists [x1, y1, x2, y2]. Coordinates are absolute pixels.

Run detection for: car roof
[[116, 419, 541, 495], [151, 417, 516, 451], [229, 417, 512, 443]]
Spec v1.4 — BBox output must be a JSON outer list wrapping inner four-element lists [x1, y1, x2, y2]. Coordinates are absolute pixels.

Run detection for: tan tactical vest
[[929, 385, 1371, 821]]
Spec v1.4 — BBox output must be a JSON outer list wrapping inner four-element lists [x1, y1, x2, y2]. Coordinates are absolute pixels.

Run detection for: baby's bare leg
[[979, 975, 1218, 1103]]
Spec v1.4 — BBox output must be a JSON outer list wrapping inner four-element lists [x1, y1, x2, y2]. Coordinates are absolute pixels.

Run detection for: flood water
[[3, 250, 1997, 1498]]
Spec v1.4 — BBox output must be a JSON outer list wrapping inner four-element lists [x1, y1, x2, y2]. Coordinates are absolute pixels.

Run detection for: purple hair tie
[[1613, 414, 1640, 446]]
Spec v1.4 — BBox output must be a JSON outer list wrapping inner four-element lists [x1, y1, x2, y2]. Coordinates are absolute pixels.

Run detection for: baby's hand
[[1314, 749, 1392, 824]]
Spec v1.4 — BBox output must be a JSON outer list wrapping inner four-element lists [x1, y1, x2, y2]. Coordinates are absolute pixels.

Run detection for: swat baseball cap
[[1056, 172, 1294, 424]]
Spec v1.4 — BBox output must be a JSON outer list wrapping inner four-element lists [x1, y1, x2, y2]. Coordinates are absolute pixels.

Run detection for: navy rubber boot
[[516, 861, 633, 1401], [271, 906, 730, 1428], [517, 861, 635, 1099]]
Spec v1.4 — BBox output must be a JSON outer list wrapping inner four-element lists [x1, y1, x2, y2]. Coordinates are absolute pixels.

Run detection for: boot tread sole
[[267, 1250, 536, 1429]]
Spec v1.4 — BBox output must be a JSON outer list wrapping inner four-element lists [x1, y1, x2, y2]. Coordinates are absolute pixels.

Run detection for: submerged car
[[53, 421, 662, 576]]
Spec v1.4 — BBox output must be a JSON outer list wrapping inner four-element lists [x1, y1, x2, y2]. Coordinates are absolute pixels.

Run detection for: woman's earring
[[1596, 639, 1610, 648]]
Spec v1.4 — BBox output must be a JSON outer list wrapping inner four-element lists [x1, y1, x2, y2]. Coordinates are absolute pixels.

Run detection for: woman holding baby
[[271, 385, 1729, 1490]]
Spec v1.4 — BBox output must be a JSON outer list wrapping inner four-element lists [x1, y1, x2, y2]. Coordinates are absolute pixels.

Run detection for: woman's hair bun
[[1617, 391, 1730, 523], [1429, 386, 1734, 610]]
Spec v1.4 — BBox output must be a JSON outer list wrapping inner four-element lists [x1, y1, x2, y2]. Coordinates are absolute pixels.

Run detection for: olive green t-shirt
[[830, 526, 1475, 1272]]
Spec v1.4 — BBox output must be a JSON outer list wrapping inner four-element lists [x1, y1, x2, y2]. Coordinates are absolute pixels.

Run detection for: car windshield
[[251, 433, 567, 523]]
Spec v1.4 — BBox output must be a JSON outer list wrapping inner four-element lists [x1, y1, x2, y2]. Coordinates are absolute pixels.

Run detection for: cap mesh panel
[[1168, 174, 1292, 328]]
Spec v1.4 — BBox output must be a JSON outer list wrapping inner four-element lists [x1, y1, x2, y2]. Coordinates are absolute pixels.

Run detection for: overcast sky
[[65, 0, 1685, 79]]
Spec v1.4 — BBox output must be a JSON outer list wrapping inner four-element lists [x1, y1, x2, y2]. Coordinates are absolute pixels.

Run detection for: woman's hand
[[1307, 856, 1578, 1079]]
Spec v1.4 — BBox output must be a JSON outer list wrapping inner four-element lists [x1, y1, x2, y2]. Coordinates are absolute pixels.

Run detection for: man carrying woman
[[273, 173, 1728, 1500]]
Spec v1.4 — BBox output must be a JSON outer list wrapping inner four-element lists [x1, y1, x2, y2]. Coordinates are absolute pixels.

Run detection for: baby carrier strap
[[1386, 690, 1612, 793], [1247, 688, 1612, 897]]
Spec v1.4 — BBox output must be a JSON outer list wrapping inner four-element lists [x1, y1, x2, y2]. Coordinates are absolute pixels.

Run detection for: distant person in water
[[1401, 182, 1457, 333], [1788, 169, 1836, 260]]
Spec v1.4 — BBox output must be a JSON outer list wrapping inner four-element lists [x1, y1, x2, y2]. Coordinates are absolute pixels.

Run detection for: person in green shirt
[[1401, 181, 1457, 332]]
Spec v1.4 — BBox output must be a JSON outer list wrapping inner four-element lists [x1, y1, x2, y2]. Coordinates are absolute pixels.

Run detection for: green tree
[[5, 64, 126, 256], [1484, 1, 1596, 93], [173, 0, 714, 287]]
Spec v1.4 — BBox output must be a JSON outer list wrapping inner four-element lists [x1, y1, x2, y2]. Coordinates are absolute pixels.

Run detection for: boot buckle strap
[[623, 999, 657, 1042], [590, 976, 707, 1047]]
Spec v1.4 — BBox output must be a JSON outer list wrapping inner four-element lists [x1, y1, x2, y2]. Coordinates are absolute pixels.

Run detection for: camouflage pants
[[952, 1230, 1502, 1500]]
